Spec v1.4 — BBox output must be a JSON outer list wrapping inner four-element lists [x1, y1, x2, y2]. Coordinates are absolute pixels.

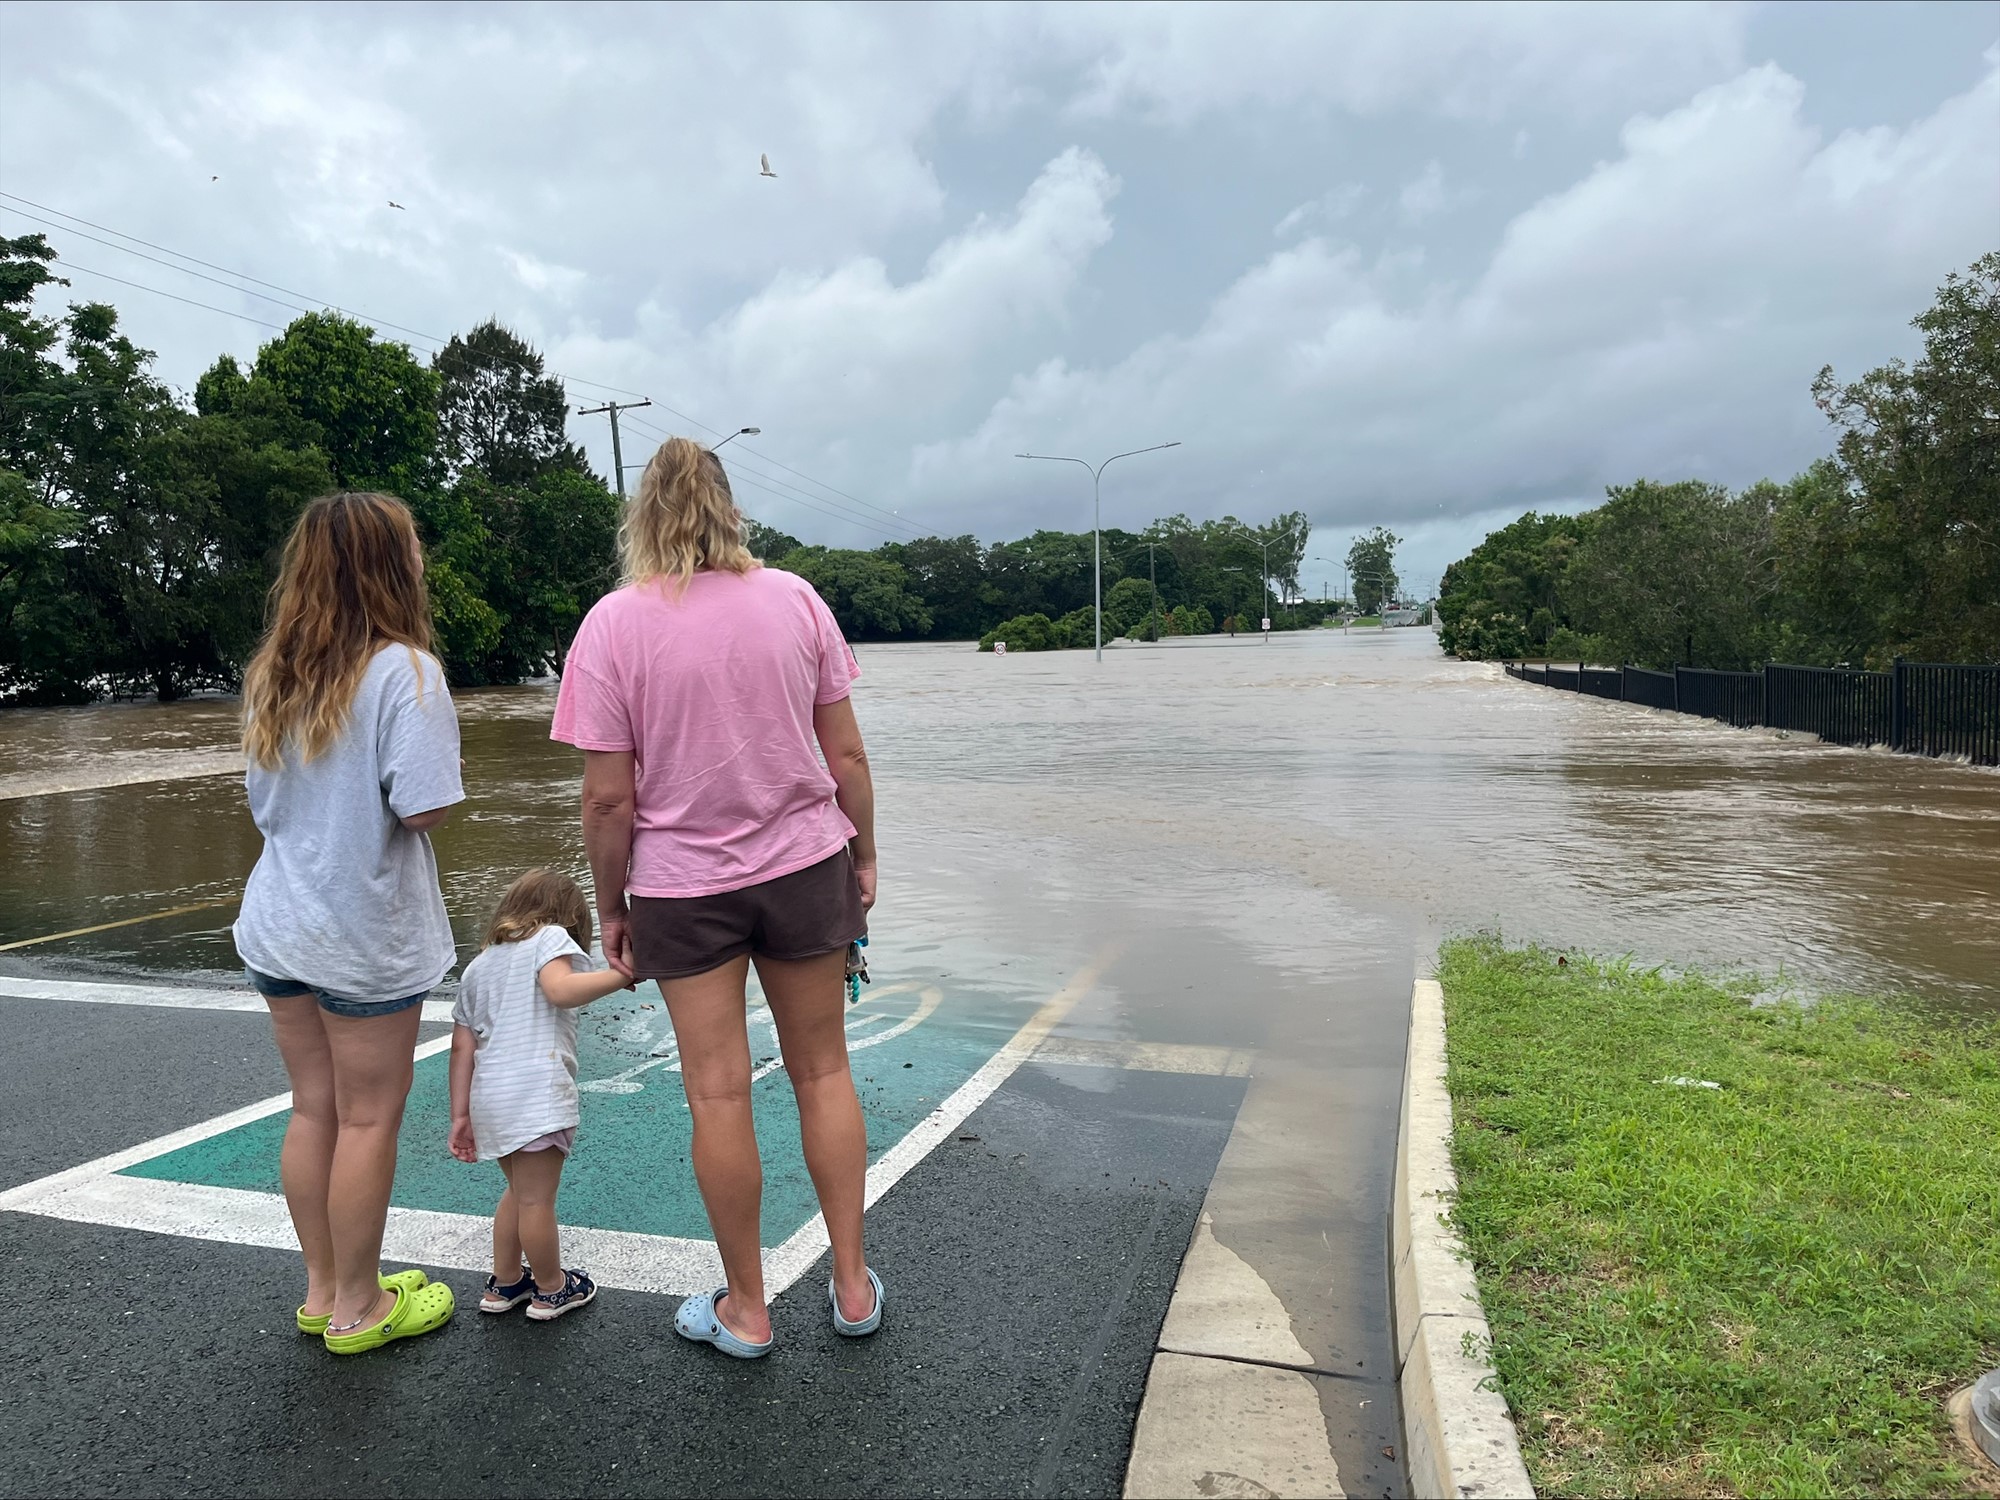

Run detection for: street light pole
[[1229, 522, 1302, 637], [712, 426, 761, 451], [1016, 442, 1181, 663]]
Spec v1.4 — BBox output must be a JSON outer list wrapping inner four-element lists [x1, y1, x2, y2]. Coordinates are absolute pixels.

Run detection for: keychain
[[845, 932, 870, 1005]]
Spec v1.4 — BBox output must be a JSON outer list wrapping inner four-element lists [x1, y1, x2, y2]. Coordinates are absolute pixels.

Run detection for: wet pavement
[[2, 627, 1997, 1499]]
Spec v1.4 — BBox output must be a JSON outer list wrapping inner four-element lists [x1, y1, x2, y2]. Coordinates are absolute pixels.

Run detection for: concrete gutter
[[1392, 965, 1535, 1499]]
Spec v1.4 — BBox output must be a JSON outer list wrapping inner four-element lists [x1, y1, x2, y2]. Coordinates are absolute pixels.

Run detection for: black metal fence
[[1674, 668, 1764, 729], [1502, 658, 2000, 767]]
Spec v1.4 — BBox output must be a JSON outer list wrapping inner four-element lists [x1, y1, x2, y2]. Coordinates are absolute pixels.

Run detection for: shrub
[[977, 613, 1056, 652]]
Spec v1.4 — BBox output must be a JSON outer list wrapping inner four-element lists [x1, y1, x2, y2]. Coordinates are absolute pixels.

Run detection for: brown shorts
[[628, 849, 866, 980]]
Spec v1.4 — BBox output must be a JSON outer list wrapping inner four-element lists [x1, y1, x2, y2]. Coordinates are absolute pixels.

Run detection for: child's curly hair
[[483, 868, 592, 953]]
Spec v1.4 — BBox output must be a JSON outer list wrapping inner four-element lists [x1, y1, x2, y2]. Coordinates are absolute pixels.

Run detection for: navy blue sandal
[[526, 1268, 597, 1321], [480, 1265, 536, 1314]]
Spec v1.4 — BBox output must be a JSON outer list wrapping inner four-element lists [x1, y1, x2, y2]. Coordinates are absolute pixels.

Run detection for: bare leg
[[323, 1004, 424, 1328], [263, 994, 338, 1318], [660, 955, 769, 1343], [500, 1148, 568, 1292], [493, 1180, 523, 1283], [756, 947, 873, 1322]]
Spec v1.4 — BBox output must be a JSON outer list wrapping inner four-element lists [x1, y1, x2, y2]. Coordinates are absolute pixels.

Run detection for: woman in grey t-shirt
[[233, 492, 462, 1354]]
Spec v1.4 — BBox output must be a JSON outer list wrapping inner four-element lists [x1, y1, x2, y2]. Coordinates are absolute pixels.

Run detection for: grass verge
[[1437, 936, 2000, 1499]]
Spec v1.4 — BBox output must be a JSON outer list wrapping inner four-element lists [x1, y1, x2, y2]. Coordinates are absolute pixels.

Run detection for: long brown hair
[[620, 436, 756, 593], [242, 491, 436, 769], [483, 868, 593, 953]]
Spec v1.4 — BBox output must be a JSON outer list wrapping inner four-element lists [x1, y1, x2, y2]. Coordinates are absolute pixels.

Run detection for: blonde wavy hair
[[620, 435, 757, 592], [483, 867, 593, 953], [241, 491, 436, 770]]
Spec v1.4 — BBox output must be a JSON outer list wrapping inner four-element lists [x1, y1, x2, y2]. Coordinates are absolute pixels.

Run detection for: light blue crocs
[[830, 1268, 884, 1337], [674, 1287, 774, 1359]]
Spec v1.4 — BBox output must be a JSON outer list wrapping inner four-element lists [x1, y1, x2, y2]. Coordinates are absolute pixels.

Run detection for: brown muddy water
[[1, 628, 1996, 1011]]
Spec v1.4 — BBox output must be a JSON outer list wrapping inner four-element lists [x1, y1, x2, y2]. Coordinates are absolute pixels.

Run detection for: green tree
[[433, 320, 585, 487], [1437, 511, 1596, 660], [1104, 574, 1157, 637], [880, 534, 988, 639], [747, 518, 803, 560], [1052, 604, 1102, 649], [1347, 527, 1401, 616], [774, 547, 932, 639], [1568, 479, 1776, 670], [1807, 253, 2000, 664], [433, 467, 620, 682], [978, 612, 1056, 652], [251, 312, 439, 493]]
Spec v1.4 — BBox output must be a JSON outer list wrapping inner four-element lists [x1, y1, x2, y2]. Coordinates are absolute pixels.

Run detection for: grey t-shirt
[[234, 644, 465, 1004]]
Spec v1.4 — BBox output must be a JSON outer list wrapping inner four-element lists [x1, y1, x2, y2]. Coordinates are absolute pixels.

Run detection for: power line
[[0, 191, 650, 400], [52, 261, 292, 333], [622, 401, 917, 534], [3, 204, 325, 319], [41, 260, 924, 546], [621, 412, 926, 542], [621, 411, 920, 535], [6, 192, 916, 532]]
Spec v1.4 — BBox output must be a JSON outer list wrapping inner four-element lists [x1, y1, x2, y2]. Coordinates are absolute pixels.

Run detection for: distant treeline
[[1437, 254, 1998, 671], [748, 514, 1344, 651], [1, 230, 1344, 703]]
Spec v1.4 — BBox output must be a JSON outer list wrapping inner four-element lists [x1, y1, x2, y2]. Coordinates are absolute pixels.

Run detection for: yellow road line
[[0, 898, 238, 953]]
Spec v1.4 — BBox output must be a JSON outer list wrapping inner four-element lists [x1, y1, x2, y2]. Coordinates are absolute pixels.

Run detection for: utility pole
[[1138, 535, 1164, 640], [577, 399, 653, 499]]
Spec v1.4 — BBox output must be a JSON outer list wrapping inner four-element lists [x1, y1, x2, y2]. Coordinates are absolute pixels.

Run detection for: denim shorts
[[245, 968, 430, 1020]]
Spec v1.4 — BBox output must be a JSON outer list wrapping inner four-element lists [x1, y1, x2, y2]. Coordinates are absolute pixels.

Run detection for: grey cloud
[[0, 0, 1990, 595]]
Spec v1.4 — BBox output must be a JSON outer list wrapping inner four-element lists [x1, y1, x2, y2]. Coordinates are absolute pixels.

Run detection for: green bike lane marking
[[122, 974, 1002, 1245], [0, 939, 1120, 1295]]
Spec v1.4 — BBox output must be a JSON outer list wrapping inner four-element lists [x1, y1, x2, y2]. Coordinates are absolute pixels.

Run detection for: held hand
[[855, 861, 877, 912], [600, 914, 636, 979], [448, 1118, 477, 1163]]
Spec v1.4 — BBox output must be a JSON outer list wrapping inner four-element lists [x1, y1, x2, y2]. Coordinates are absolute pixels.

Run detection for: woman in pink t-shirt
[[551, 436, 881, 1357]]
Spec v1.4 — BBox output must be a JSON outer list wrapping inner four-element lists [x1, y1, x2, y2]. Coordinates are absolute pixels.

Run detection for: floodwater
[[2, 627, 1997, 1010]]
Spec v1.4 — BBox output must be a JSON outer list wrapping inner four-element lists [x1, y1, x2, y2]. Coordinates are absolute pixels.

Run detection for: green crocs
[[322, 1279, 454, 1355], [296, 1268, 432, 1336]]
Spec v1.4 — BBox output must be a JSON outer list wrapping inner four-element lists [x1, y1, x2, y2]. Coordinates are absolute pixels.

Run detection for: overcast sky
[[4, 1, 1996, 593]]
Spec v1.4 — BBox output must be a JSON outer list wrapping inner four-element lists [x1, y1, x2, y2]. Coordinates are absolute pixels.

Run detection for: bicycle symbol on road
[[579, 982, 944, 1097]]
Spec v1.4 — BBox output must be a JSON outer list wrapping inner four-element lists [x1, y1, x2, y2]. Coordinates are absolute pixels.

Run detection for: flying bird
[[759, 154, 776, 178], [388, 200, 405, 210], [210, 175, 218, 182]]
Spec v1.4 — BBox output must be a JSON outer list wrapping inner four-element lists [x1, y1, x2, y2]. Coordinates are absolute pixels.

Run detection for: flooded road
[[3, 627, 1994, 1010]]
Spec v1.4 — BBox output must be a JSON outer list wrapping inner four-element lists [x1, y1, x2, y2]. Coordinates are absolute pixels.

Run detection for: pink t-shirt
[[550, 567, 861, 898]]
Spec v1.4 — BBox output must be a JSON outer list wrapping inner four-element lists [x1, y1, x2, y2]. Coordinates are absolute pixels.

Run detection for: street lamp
[[713, 426, 761, 451], [1016, 442, 1182, 662], [1228, 522, 1303, 634], [1311, 556, 1349, 630]]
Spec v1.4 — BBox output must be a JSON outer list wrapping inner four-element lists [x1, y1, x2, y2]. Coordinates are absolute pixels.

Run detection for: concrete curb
[[1392, 967, 1536, 1499]]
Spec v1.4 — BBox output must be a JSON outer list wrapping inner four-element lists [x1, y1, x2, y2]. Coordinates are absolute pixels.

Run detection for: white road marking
[[13, 1176, 725, 1296], [760, 945, 1123, 1293], [2, 947, 1125, 1301], [580, 982, 936, 1096], [0, 975, 458, 1024]]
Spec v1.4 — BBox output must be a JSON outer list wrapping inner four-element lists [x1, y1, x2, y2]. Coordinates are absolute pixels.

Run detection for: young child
[[449, 868, 630, 1320]]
